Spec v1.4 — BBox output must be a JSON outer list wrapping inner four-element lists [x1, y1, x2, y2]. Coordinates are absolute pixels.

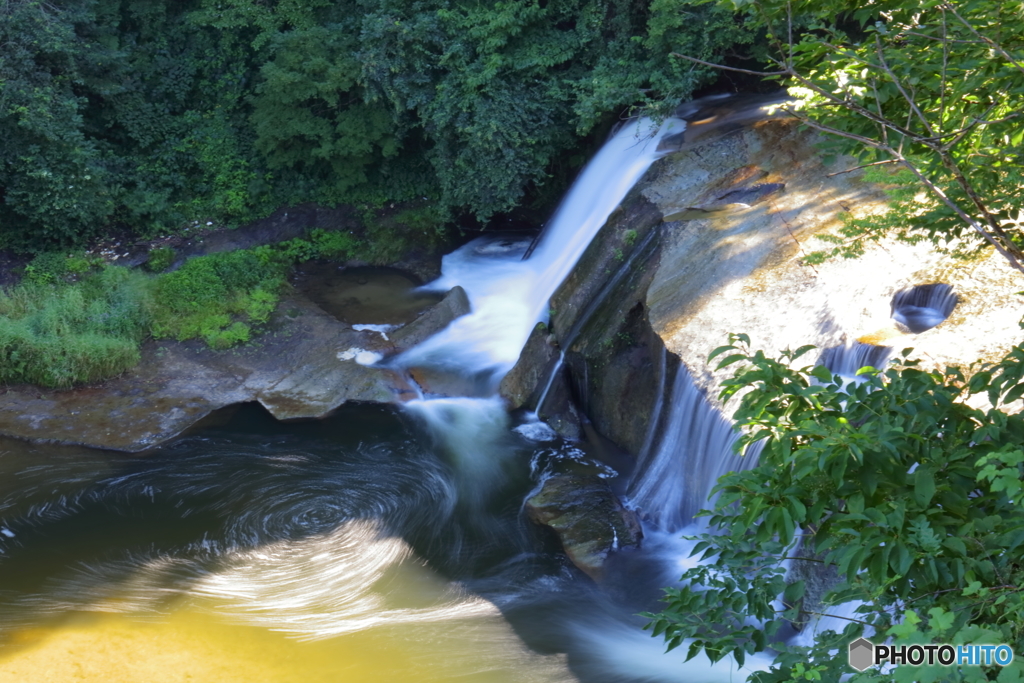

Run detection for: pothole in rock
[[891, 283, 958, 334], [292, 263, 443, 325]]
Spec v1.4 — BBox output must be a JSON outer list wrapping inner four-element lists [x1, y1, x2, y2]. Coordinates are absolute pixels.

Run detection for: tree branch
[[825, 159, 900, 177], [874, 35, 934, 137], [668, 52, 789, 77], [942, 2, 1024, 79]]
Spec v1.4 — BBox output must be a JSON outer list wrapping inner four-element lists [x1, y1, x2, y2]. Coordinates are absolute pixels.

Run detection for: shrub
[[146, 246, 176, 272], [0, 267, 151, 388], [203, 321, 250, 349], [150, 248, 284, 348]]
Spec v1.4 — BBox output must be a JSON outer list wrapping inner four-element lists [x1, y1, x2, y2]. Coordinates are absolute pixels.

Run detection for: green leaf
[[914, 468, 936, 507]]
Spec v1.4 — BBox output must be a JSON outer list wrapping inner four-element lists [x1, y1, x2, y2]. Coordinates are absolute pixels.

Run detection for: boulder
[[526, 473, 643, 581]]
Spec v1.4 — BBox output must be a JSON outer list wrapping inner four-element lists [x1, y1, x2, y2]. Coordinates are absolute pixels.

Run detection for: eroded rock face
[[526, 473, 643, 581], [537, 118, 1022, 454], [642, 119, 1022, 404], [0, 284, 471, 452]]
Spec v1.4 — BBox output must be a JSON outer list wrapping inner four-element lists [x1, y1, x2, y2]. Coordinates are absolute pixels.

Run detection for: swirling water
[[0, 402, 768, 682], [0, 108, 783, 682]]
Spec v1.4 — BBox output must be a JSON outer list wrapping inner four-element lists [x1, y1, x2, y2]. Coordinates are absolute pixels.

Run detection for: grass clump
[[1, 230, 385, 388], [0, 267, 152, 388], [150, 249, 286, 345]]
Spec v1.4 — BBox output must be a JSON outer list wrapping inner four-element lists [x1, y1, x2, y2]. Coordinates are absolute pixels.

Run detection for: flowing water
[[0, 110, 784, 682]]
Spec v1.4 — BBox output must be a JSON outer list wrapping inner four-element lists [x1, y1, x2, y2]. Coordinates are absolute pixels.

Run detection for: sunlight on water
[[0, 608, 571, 683]]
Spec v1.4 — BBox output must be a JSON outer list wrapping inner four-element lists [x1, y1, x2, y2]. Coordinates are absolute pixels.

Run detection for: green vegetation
[[650, 1, 1024, 677], [149, 249, 286, 348], [0, 0, 753, 255], [678, 0, 1024, 272], [0, 268, 151, 388], [146, 247, 177, 273], [646, 336, 1024, 681], [0, 228, 374, 387]]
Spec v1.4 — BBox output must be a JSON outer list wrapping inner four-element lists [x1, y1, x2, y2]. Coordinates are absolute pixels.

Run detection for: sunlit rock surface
[[643, 119, 1022, 401], [538, 118, 1022, 457]]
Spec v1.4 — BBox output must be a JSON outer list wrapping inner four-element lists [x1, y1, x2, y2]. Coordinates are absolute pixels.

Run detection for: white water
[[3, 102, 797, 683], [820, 341, 893, 388], [397, 117, 682, 388], [389, 113, 779, 682], [628, 367, 761, 532], [891, 283, 957, 333]]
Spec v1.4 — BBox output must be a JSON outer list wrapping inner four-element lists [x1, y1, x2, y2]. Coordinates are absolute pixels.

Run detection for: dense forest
[[0, 0, 756, 254]]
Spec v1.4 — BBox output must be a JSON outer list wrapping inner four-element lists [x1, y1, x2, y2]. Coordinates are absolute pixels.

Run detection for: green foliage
[[2, 0, 756, 254], [275, 229, 361, 263], [146, 247, 177, 272], [646, 336, 1024, 681], [150, 249, 284, 345], [715, 0, 1024, 271], [0, 267, 151, 388], [250, 24, 400, 203], [23, 251, 103, 284]]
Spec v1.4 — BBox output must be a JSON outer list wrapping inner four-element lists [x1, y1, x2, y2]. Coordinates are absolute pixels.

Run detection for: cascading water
[[395, 117, 681, 389], [627, 366, 761, 533], [0, 100, 787, 683], [891, 283, 958, 333], [388, 111, 777, 681]]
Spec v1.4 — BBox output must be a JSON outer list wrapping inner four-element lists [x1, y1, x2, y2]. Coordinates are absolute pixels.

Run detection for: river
[[0, 107, 778, 682]]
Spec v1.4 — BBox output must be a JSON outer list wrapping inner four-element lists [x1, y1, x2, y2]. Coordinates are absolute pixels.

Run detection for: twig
[[791, 116, 1024, 274], [825, 159, 900, 177], [942, 2, 1024, 79], [668, 52, 789, 76], [875, 35, 933, 136]]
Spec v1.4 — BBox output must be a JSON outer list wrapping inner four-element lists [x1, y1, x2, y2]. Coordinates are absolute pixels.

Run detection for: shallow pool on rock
[[292, 264, 444, 325]]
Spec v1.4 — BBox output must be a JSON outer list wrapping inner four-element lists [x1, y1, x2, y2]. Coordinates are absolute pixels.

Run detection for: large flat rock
[[0, 285, 470, 452]]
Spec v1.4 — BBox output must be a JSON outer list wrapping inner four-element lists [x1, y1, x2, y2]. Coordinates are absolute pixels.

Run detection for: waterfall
[[891, 283, 958, 333], [396, 117, 682, 389], [627, 366, 760, 532], [820, 341, 894, 388]]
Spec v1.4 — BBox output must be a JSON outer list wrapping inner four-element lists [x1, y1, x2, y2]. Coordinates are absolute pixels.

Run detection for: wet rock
[[535, 194, 667, 455], [389, 285, 471, 351], [545, 117, 1022, 456], [534, 366, 583, 442], [499, 323, 560, 409], [526, 473, 642, 582]]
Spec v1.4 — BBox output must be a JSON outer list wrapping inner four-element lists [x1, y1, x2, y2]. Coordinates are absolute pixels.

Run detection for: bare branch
[[874, 35, 934, 136], [668, 52, 789, 77], [825, 159, 900, 177], [788, 115, 1024, 274], [899, 30, 984, 44]]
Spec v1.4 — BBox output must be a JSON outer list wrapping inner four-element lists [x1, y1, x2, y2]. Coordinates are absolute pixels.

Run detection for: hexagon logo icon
[[848, 638, 875, 672]]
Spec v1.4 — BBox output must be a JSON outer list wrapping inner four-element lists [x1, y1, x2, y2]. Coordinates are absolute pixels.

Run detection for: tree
[[671, 0, 1024, 273], [645, 335, 1024, 681]]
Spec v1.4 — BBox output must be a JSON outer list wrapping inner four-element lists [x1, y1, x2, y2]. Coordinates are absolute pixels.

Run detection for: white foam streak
[[628, 367, 760, 532]]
